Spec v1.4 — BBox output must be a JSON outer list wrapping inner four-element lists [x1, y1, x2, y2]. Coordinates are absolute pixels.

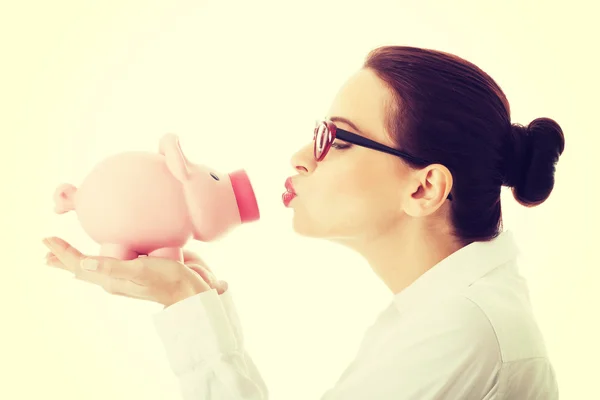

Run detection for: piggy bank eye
[[210, 172, 220, 181]]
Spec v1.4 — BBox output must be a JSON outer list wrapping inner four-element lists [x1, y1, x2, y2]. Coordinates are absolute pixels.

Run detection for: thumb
[[218, 279, 229, 294], [187, 264, 227, 295]]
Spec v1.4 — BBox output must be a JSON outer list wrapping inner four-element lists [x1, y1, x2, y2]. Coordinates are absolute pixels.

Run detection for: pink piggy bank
[[52, 133, 260, 262]]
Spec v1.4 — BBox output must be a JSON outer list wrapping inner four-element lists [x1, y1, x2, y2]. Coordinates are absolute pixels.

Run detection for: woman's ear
[[403, 164, 453, 217]]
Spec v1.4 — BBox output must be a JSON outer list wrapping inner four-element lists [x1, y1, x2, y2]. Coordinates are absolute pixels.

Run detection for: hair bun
[[504, 117, 565, 207]]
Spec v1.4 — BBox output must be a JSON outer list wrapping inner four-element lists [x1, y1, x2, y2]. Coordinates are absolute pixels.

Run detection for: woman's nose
[[290, 143, 315, 175]]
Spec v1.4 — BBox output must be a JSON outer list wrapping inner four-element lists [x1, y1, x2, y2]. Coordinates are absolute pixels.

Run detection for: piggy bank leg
[[100, 244, 138, 260], [148, 247, 183, 263]]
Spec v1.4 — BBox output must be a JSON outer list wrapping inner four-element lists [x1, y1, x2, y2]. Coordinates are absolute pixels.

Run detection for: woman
[[43, 46, 565, 399]]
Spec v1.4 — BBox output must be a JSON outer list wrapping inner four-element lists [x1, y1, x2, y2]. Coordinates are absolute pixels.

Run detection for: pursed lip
[[282, 176, 297, 208], [285, 177, 296, 194]]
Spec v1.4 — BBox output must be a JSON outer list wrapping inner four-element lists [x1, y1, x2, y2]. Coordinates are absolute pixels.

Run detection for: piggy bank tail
[[53, 183, 78, 214]]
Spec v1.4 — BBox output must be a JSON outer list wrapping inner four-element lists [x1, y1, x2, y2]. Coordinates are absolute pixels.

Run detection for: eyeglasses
[[313, 119, 453, 200]]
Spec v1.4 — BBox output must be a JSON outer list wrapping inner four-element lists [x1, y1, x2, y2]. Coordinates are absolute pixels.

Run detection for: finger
[[79, 256, 147, 283], [42, 243, 115, 284], [188, 264, 215, 286], [44, 251, 111, 288], [45, 251, 58, 263], [219, 280, 229, 293], [43, 245, 163, 303], [182, 249, 216, 274], [45, 253, 65, 269], [43, 237, 84, 273], [45, 251, 154, 300], [182, 249, 211, 271], [187, 264, 227, 295], [47, 254, 118, 291], [81, 255, 185, 287], [45, 250, 84, 277]]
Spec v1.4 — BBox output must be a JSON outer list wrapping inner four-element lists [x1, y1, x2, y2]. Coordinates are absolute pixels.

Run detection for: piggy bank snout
[[189, 167, 259, 224], [229, 169, 260, 223]]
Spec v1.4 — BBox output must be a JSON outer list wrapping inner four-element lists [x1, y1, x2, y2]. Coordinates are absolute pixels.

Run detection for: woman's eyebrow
[[329, 116, 365, 136]]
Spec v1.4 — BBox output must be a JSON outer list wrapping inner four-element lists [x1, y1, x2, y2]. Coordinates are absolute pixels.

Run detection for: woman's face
[[287, 68, 415, 241]]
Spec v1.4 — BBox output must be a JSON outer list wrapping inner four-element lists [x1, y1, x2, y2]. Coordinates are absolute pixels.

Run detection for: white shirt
[[152, 230, 559, 399]]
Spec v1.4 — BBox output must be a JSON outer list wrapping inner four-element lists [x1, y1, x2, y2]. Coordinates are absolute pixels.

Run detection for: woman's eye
[[331, 141, 351, 150]]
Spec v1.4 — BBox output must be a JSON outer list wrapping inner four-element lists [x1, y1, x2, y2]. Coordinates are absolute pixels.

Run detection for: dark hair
[[363, 46, 565, 243]]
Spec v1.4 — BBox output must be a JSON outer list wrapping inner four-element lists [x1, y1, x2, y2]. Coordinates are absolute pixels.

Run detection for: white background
[[1, 0, 597, 399]]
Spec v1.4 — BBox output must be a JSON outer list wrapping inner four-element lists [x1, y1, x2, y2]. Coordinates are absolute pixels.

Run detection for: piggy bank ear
[[159, 133, 190, 182]]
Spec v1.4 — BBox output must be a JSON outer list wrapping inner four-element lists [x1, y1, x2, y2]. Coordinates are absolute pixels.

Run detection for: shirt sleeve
[[153, 288, 268, 400]]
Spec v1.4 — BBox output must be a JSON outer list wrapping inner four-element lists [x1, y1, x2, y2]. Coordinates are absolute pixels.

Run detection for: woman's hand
[[182, 248, 229, 295], [43, 237, 228, 307]]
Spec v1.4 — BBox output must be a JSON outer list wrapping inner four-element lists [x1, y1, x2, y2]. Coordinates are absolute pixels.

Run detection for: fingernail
[[80, 258, 98, 271], [42, 238, 52, 248]]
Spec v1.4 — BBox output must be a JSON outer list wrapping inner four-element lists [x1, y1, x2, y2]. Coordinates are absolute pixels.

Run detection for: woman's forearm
[[153, 289, 268, 400]]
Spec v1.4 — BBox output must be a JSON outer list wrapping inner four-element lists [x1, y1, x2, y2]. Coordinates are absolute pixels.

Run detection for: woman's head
[[288, 46, 565, 245]]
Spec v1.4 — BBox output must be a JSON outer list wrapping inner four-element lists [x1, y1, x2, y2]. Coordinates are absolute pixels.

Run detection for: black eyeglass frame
[[314, 120, 453, 201]]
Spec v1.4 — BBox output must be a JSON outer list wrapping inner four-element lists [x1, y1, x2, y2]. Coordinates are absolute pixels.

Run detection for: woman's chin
[[291, 212, 319, 238], [291, 214, 341, 240]]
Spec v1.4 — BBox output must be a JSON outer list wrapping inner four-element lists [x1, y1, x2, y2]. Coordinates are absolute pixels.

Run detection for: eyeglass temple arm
[[336, 129, 453, 200]]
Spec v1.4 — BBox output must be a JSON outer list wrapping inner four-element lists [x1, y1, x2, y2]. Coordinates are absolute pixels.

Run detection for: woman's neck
[[340, 221, 465, 295]]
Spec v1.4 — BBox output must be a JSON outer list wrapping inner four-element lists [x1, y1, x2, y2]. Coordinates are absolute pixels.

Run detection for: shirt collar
[[392, 229, 520, 311]]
